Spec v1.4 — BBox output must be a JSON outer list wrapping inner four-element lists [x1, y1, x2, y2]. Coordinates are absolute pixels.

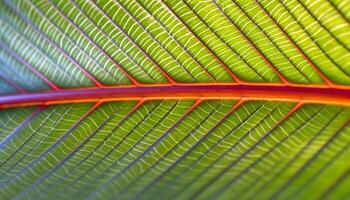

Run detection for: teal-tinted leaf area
[[1, 0, 350, 199]]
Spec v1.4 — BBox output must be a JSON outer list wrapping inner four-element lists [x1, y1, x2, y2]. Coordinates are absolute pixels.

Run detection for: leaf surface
[[0, 0, 350, 199]]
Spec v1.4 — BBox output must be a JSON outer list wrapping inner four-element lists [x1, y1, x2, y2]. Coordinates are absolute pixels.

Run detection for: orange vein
[[160, 0, 242, 84], [86, 0, 177, 85], [212, 0, 290, 85], [50, 0, 140, 86], [4, 0, 103, 88], [255, 0, 334, 87], [1, 84, 350, 109], [0, 42, 60, 91]]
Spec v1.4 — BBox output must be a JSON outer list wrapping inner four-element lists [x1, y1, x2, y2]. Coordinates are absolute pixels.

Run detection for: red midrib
[[1, 83, 350, 109]]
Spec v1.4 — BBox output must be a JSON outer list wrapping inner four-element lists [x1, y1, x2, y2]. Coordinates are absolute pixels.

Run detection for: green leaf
[[0, 0, 350, 199]]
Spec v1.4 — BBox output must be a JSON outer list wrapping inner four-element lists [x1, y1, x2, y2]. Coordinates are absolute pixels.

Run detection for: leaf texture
[[0, 0, 350, 199]]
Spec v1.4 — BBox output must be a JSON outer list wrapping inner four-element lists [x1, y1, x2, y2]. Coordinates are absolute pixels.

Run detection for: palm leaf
[[0, 0, 350, 199]]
